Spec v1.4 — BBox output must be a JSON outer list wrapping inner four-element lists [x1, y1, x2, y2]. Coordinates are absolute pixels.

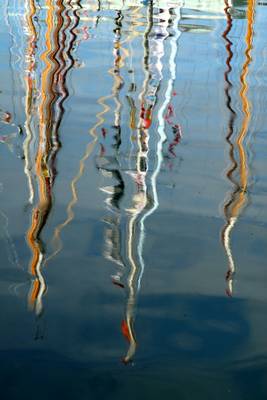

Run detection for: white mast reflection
[[137, 3, 183, 289]]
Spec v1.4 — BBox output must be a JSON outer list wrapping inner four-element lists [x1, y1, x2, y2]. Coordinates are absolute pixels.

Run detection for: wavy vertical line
[[221, 0, 255, 296], [46, 0, 66, 177], [50, 0, 72, 137], [47, 96, 108, 262], [26, 0, 56, 314], [121, 2, 154, 364], [49, 0, 82, 179], [123, 2, 179, 364], [221, 0, 238, 295], [100, 10, 142, 274], [102, 7, 139, 148], [5, 0, 24, 124], [122, 1, 161, 365], [26, 0, 52, 303], [140, 4, 182, 222], [125, 6, 144, 165], [92, 6, 145, 364], [236, 0, 255, 195], [26, 0, 68, 315], [132, 1, 155, 300], [3, 0, 26, 166], [137, 5, 182, 290], [100, 5, 149, 364], [24, 0, 38, 205], [48, 6, 143, 265], [48, 8, 128, 261], [122, 3, 183, 364], [88, 5, 145, 364], [112, 10, 124, 139]]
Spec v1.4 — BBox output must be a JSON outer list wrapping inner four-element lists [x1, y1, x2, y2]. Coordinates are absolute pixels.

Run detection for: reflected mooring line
[[25, 0, 81, 317], [221, 0, 255, 297]]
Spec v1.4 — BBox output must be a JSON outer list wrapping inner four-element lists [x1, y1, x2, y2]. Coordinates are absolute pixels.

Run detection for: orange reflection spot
[[30, 279, 40, 303], [121, 320, 131, 342]]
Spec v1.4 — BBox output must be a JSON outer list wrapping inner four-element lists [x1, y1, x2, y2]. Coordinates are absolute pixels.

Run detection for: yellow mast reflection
[[221, 0, 255, 296]]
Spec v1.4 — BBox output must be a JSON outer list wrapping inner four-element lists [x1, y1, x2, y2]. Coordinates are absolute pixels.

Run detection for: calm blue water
[[0, 0, 267, 398]]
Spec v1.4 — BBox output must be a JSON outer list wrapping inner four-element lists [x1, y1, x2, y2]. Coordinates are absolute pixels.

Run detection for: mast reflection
[[97, 1, 182, 363], [3, 2, 25, 158], [26, 0, 81, 316], [24, 0, 38, 206], [49, 3, 145, 259], [26, 0, 55, 316], [95, 6, 137, 362], [221, 0, 255, 296]]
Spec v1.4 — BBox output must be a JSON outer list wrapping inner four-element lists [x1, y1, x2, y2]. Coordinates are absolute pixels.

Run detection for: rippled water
[[0, 0, 267, 398]]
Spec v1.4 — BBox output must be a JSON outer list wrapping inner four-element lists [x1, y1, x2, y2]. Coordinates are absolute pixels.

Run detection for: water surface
[[0, 0, 267, 399]]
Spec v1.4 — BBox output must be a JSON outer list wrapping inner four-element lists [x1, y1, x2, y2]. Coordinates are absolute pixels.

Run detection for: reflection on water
[[221, 0, 255, 297], [26, 0, 83, 316], [96, 1, 183, 363], [0, 0, 267, 398]]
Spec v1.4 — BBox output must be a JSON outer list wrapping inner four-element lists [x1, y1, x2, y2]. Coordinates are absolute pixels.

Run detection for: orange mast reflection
[[222, 0, 255, 296], [27, 0, 56, 315], [26, 0, 81, 315]]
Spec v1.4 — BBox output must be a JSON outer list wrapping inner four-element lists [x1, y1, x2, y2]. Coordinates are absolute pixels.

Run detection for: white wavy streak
[[137, 6, 182, 291]]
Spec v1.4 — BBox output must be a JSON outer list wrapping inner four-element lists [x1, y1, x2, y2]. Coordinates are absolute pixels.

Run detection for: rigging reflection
[[221, 0, 255, 296]]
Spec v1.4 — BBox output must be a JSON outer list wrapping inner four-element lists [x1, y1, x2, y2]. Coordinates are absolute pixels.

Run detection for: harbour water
[[0, 1, 267, 398]]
